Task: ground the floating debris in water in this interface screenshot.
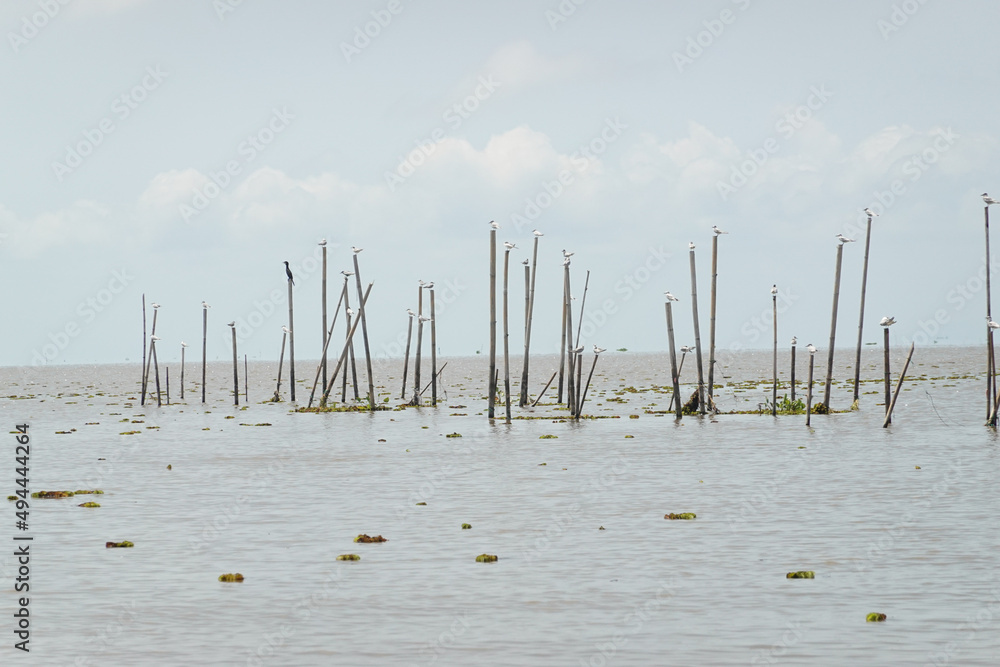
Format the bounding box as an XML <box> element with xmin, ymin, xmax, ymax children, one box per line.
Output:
<box><xmin>461</xmin><ymin>523</ymin><xmax>472</xmax><ymax>529</ymax></box>
<box><xmin>74</xmin><ymin>490</ymin><xmax>103</xmax><ymax>495</ymax></box>
<box><xmin>218</xmin><ymin>573</ymin><xmax>244</xmax><ymax>582</ymax></box>
<box><xmin>167</xmin><ymin>464</ymin><xmax>172</xmax><ymax>470</ymax></box>
<box><xmin>915</xmin><ymin>466</ymin><xmax>921</xmax><ymax>469</ymax></box>
<box><xmin>475</xmin><ymin>554</ymin><xmax>498</xmax><ymax>563</ymax></box>
<box><xmin>866</xmin><ymin>612</ymin><xmax>887</xmax><ymax>622</ymax></box>
<box><xmin>539</xmin><ymin>435</ymin><xmax>558</xmax><ymax>439</ymax></box>
<box><xmin>106</xmin><ymin>541</ymin><xmax>134</xmax><ymax>548</ymax></box>
<box><xmin>337</xmin><ymin>554</ymin><xmax>361</xmax><ymax>561</ymax></box>
<box><xmin>32</xmin><ymin>491</ymin><xmax>74</xmax><ymax>498</ymax></box>
<box><xmin>354</xmin><ymin>534</ymin><xmax>387</xmax><ymax>543</ymax></box>
<box><xmin>416</xmin><ymin>502</ymin><xmax>426</xmax><ymax>506</ymax></box>
<box><xmin>664</xmin><ymin>513</ymin><xmax>696</xmax><ymax>520</ymax></box>
<box><xmin>445</xmin><ymin>432</ymin><xmax>462</xmax><ymax>438</ymax></box>
<box><xmin>7</xmin><ymin>496</ymin><xmax>17</xmax><ymax>501</ymax></box>
<box><xmin>78</xmin><ymin>502</ymin><xmax>100</xmax><ymax>508</ymax></box>
<box><xmin>598</xmin><ymin>526</ymin><xmax>605</xmax><ymax>530</ymax></box>
<box><xmin>786</xmin><ymin>571</ymin><xmax>814</xmax><ymax>579</ymax></box>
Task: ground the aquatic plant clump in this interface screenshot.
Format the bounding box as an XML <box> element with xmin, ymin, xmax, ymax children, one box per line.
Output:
<box><xmin>74</xmin><ymin>489</ymin><xmax>104</xmax><ymax>495</ymax></box>
<box><xmin>78</xmin><ymin>502</ymin><xmax>101</xmax><ymax>508</ymax></box>
<box><xmin>106</xmin><ymin>541</ymin><xmax>134</xmax><ymax>548</ymax></box>
<box><xmin>32</xmin><ymin>491</ymin><xmax>74</xmax><ymax>498</ymax></box>
<box><xmin>475</xmin><ymin>554</ymin><xmax>498</xmax><ymax>563</ymax></box>
<box><xmin>218</xmin><ymin>573</ymin><xmax>245</xmax><ymax>582</ymax></box>
<box><xmin>786</xmin><ymin>571</ymin><xmax>814</xmax><ymax>579</ymax></box>
<box><xmin>336</xmin><ymin>554</ymin><xmax>361</xmax><ymax>561</ymax></box>
<box><xmin>461</xmin><ymin>523</ymin><xmax>472</xmax><ymax>529</ymax></box>
<box><xmin>354</xmin><ymin>534</ymin><xmax>388</xmax><ymax>543</ymax></box>
<box><xmin>664</xmin><ymin>513</ymin><xmax>696</xmax><ymax>520</ymax></box>
<box><xmin>866</xmin><ymin>612</ymin><xmax>887</xmax><ymax>622</ymax></box>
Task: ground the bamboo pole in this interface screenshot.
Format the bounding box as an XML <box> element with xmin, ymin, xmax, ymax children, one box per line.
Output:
<box><xmin>558</xmin><ymin>263</ymin><xmax>567</xmax><ymax>404</ymax></box>
<box><xmin>141</xmin><ymin>307</ymin><xmax>159</xmax><ymax>405</ymax></box>
<box><xmin>166</xmin><ymin>367</ymin><xmax>169</xmax><ymax>405</ymax></box>
<box><xmin>575</xmin><ymin>351</ymin><xmax>584</xmax><ymax>418</ymax></box>
<box><xmin>230</xmin><ymin>325</ymin><xmax>239</xmax><ymax>406</ymax></box>
<box><xmin>987</xmin><ymin>205</ymin><xmax>995</xmax><ymax>421</ymax></box>
<box><xmin>578</xmin><ymin>353</ymin><xmax>599</xmax><ymax>418</ymax></box>
<box><xmin>532</xmin><ymin>370</ymin><xmax>558</xmax><ymax>407</ymax></box>
<box><xmin>201</xmin><ymin>304</ymin><xmax>208</xmax><ymax>403</ymax></box>
<box><xmin>322</xmin><ymin>243</ymin><xmax>328</xmax><ymax>395</ymax></box>
<box><xmin>823</xmin><ymin>242</ymin><xmax>846</xmax><ymax>408</ymax></box>
<box><xmin>667</xmin><ymin>350</ymin><xmax>688</xmax><ymax>413</ymax></box>
<box><xmin>430</xmin><ymin>288</ymin><xmax>438</xmax><ymax>407</ymax></box>
<box><xmin>488</xmin><ymin>229</ymin><xmax>497</xmax><ymax>419</ymax></box>
<box><xmin>564</xmin><ymin>263</ymin><xmax>576</xmax><ymax>413</ymax></box>
<box><xmin>990</xmin><ymin>336</ymin><xmax>997</xmax><ymax>427</ymax></box>
<box><xmin>882</xmin><ymin>342</ymin><xmax>915</xmax><ymax>428</ymax></box>
<box><xmin>772</xmin><ymin>290</ymin><xmax>778</xmax><ymax>416</ymax></box>
<box><xmin>412</xmin><ymin>284</ymin><xmax>424</xmax><ymax>406</ymax></box>
<box><xmin>689</xmin><ymin>246</ymin><xmax>706</xmax><ymax>415</ymax></box>
<box><xmin>244</xmin><ymin>354</ymin><xmax>248</xmax><ymax>403</ymax></box>
<box><xmin>401</xmin><ymin>312</ymin><xmax>414</xmax><ymax>400</ymax></box>
<box><xmin>321</xmin><ymin>284</ymin><xmax>373</xmax><ymax>405</ymax></box>
<box><xmin>665</xmin><ymin>301</ymin><xmax>682</xmax><ymax>420</ymax></box>
<box><xmin>521</xmin><ymin>235</ymin><xmax>540</xmax><ymax>407</ymax></box>
<box><xmin>287</xmin><ymin>277</ymin><xmax>295</xmax><ymax>402</ymax></box>
<box><xmin>503</xmin><ymin>248</ymin><xmax>511</xmax><ymax>424</ymax></box>
<box><xmin>708</xmin><ymin>233</ymin><xmax>719</xmax><ymax>410</ymax></box>
<box><xmin>883</xmin><ymin>327</ymin><xmax>891</xmax><ymax>423</ymax></box>
<box><xmin>853</xmin><ymin>214</ymin><xmax>874</xmax><ymax>406</ymax></box>
<box><xmin>180</xmin><ymin>343</ymin><xmax>185</xmax><ymax>401</ymax></box>
<box><xmin>574</xmin><ymin>270</ymin><xmax>591</xmax><ymax>348</ymax></box>
<box><xmin>420</xmin><ymin>362</ymin><xmax>448</xmax><ymax>396</ymax></box>
<box><xmin>806</xmin><ymin>351</ymin><xmax>815</xmax><ymax>427</ymax></box>
<box><xmin>151</xmin><ymin>339</ymin><xmax>161</xmax><ymax>407</ymax></box>
<box><xmin>274</xmin><ymin>331</ymin><xmax>287</xmax><ymax>402</ymax></box>
<box><xmin>341</xmin><ymin>282</ymin><xmax>351</xmax><ymax>402</ymax></box>
<box><xmin>790</xmin><ymin>340</ymin><xmax>796</xmax><ymax>402</ymax></box>
<box><xmin>520</xmin><ymin>258</ymin><xmax>531</xmax><ymax>407</ymax></box>
<box><xmin>141</xmin><ymin>294</ymin><xmax>147</xmax><ymax>400</ymax></box>
<box><xmin>352</xmin><ymin>252</ymin><xmax>376</xmax><ymax>411</ymax></box>
<box><xmin>307</xmin><ymin>285</ymin><xmax>347</xmax><ymax>407</ymax></box>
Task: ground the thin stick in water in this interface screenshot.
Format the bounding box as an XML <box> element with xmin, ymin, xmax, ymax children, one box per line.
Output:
<box><xmin>882</xmin><ymin>342</ymin><xmax>915</xmax><ymax>428</ymax></box>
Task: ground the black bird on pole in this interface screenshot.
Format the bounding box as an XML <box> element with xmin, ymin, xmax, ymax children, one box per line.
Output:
<box><xmin>284</xmin><ymin>261</ymin><xmax>295</xmax><ymax>286</ymax></box>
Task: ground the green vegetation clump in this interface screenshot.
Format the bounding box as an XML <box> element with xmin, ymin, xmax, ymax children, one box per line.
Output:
<box><xmin>539</xmin><ymin>434</ymin><xmax>558</xmax><ymax>439</ymax></box>
<box><xmin>354</xmin><ymin>534</ymin><xmax>387</xmax><ymax>543</ymax></box>
<box><xmin>786</xmin><ymin>571</ymin><xmax>814</xmax><ymax>579</ymax></box>
<box><xmin>866</xmin><ymin>612</ymin><xmax>887</xmax><ymax>622</ymax></box>
<box><xmin>78</xmin><ymin>502</ymin><xmax>100</xmax><ymax>508</ymax></box>
<box><xmin>32</xmin><ymin>491</ymin><xmax>74</xmax><ymax>498</ymax></box>
<box><xmin>810</xmin><ymin>403</ymin><xmax>830</xmax><ymax>415</ymax></box>
<box><xmin>461</xmin><ymin>523</ymin><xmax>472</xmax><ymax>529</ymax></box>
<box><xmin>106</xmin><ymin>541</ymin><xmax>134</xmax><ymax>548</ymax></box>
<box><xmin>664</xmin><ymin>513</ymin><xmax>696</xmax><ymax>520</ymax></box>
<box><xmin>475</xmin><ymin>554</ymin><xmax>498</xmax><ymax>563</ymax></box>
<box><xmin>74</xmin><ymin>489</ymin><xmax>104</xmax><ymax>495</ymax></box>
<box><xmin>445</xmin><ymin>432</ymin><xmax>462</xmax><ymax>438</ymax></box>
<box><xmin>336</xmin><ymin>554</ymin><xmax>361</xmax><ymax>561</ymax></box>
<box><xmin>218</xmin><ymin>573</ymin><xmax>244</xmax><ymax>582</ymax></box>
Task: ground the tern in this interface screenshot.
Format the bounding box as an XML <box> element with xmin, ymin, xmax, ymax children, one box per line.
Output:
<box><xmin>864</xmin><ymin>207</ymin><xmax>878</xmax><ymax>218</ymax></box>
<box><xmin>680</xmin><ymin>345</ymin><xmax>693</xmax><ymax>353</ymax></box>
<box><xmin>533</xmin><ymin>229</ymin><xmax>543</xmax><ymax>237</ymax></box>
<box><xmin>983</xmin><ymin>193</ymin><xmax>1000</xmax><ymax>205</ymax></box>
<box><xmin>573</xmin><ymin>344</ymin><xmax>584</xmax><ymax>354</ymax></box>
<box><xmin>490</xmin><ymin>220</ymin><xmax>500</xmax><ymax>230</ymax></box>
<box><xmin>227</xmin><ymin>321</ymin><xmax>235</xmax><ymax>327</ymax></box>
<box><xmin>423</xmin><ymin>281</ymin><xmax>434</xmax><ymax>289</ymax></box>
<box><xmin>419</xmin><ymin>315</ymin><xmax>431</xmax><ymax>322</ymax></box>
<box><xmin>318</xmin><ymin>238</ymin><xmax>327</xmax><ymax>246</ymax></box>
<box><xmin>563</xmin><ymin>249</ymin><xmax>574</xmax><ymax>258</ymax></box>
<box><xmin>282</xmin><ymin>326</ymin><xmax>292</xmax><ymax>334</ymax></box>
<box><xmin>771</xmin><ymin>284</ymin><xmax>778</xmax><ymax>296</ymax></box>
<box><xmin>665</xmin><ymin>291</ymin><xmax>679</xmax><ymax>302</ymax></box>
<box><xmin>201</xmin><ymin>301</ymin><xmax>211</xmax><ymax>309</ymax></box>
<box><xmin>712</xmin><ymin>225</ymin><xmax>728</xmax><ymax>235</ymax></box>
<box><xmin>352</xmin><ymin>246</ymin><xmax>363</xmax><ymax>254</ymax></box>
<box><xmin>342</xmin><ymin>270</ymin><xmax>354</xmax><ymax>277</ymax></box>
<box><xmin>836</xmin><ymin>234</ymin><xmax>855</xmax><ymax>244</ymax></box>
<box><xmin>504</xmin><ymin>241</ymin><xmax>517</xmax><ymax>250</ymax></box>
<box><xmin>522</xmin><ymin>259</ymin><xmax>529</xmax><ymax>265</ymax></box>
<box><xmin>791</xmin><ymin>336</ymin><xmax>797</xmax><ymax>345</ymax></box>
<box><xmin>988</xmin><ymin>317</ymin><xmax>1000</xmax><ymax>330</ymax></box>
<box><xmin>180</xmin><ymin>341</ymin><xmax>187</xmax><ymax>348</ymax></box>
<box><xmin>150</xmin><ymin>335</ymin><xmax>161</xmax><ymax>341</ymax></box>
<box><xmin>806</xmin><ymin>344</ymin><xmax>817</xmax><ymax>355</ymax></box>
<box><xmin>151</xmin><ymin>302</ymin><xmax>160</xmax><ymax>309</ymax></box>
<box><xmin>689</xmin><ymin>242</ymin><xmax>695</xmax><ymax>250</ymax></box>
<box><xmin>880</xmin><ymin>316</ymin><xmax>896</xmax><ymax>327</ymax></box>
<box><xmin>284</xmin><ymin>261</ymin><xmax>295</xmax><ymax>285</ymax></box>
<box><xmin>593</xmin><ymin>345</ymin><xmax>606</xmax><ymax>354</ymax></box>
<box><xmin>407</xmin><ymin>309</ymin><xmax>416</xmax><ymax>317</ymax></box>
<box><xmin>346</xmin><ymin>308</ymin><xmax>355</xmax><ymax>318</ymax></box>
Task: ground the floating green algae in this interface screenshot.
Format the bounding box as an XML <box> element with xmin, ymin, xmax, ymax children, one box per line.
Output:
<box><xmin>475</xmin><ymin>554</ymin><xmax>498</xmax><ymax>563</ymax></box>
<box><xmin>218</xmin><ymin>573</ymin><xmax>244</xmax><ymax>582</ymax></box>
<box><xmin>786</xmin><ymin>571</ymin><xmax>814</xmax><ymax>579</ymax></box>
<box><xmin>336</xmin><ymin>554</ymin><xmax>361</xmax><ymax>561</ymax></box>
<box><xmin>664</xmin><ymin>513</ymin><xmax>696</xmax><ymax>520</ymax></box>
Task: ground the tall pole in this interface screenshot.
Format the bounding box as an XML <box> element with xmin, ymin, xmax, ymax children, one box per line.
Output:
<box><xmin>488</xmin><ymin>229</ymin><xmax>497</xmax><ymax>419</ymax></box>
<box><xmin>141</xmin><ymin>308</ymin><xmax>159</xmax><ymax>405</ymax></box>
<box><xmin>412</xmin><ymin>284</ymin><xmax>423</xmax><ymax>406</ymax></box>
<box><xmin>883</xmin><ymin>343</ymin><xmax>915</xmax><ymax>428</ymax></box>
<box><xmin>180</xmin><ymin>344</ymin><xmax>185</xmax><ymax>401</ymax></box>
<box><xmin>352</xmin><ymin>253</ymin><xmax>376</xmax><ymax>411</ymax></box>
<box><xmin>883</xmin><ymin>326</ymin><xmax>891</xmax><ymax>423</ymax></box>
<box><xmin>230</xmin><ymin>325</ymin><xmax>239</xmax><ymax>406</ymax></box>
<box><xmin>574</xmin><ymin>270</ymin><xmax>591</xmax><ymax>349</ymax></box>
<box><xmin>823</xmin><ymin>242</ymin><xmax>846</xmax><ymax>408</ymax></box>
<box><xmin>853</xmin><ymin>214</ymin><xmax>874</xmax><ymax>406</ymax></box>
<box><xmin>806</xmin><ymin>351</ymin><xmax>815</xmax><ymax>427</ymax></box>
<box><xmin>401</xmin><ymin>313</ymin><xmax>414</xmax><ymax>400</ymax></box>
<box><xmin>557</xmin><ymin>270</ymin><xmax>567</xmax><ymax>404</ymax></box>
<box><xmin>141</xmin><ymin>294</ymin><xmax>147</xmax><ymax>400</ymax></box>
<box><xmin>343</xmin><ymin>281</ymin><xmax>359</xmax><ymax>402</ymax></box>
<box><xmin>274</xmin><ymin>331</ymin><xmax>287</xmax><ymax>402</ymax></box>
<box><xmin>503</xmin><ymin>249</ymin><xmax>512</xmax><ymax>424</ymax></box>
<box><xmin>665</xmin><ymin>301</ymin><xmax>682</xmax><ymax>420</ymax></box>
<box><xmin>151</xmin><ymin>340</ymin><xmax>162</xmax><ymax>407</ymax></box>
<box><xmin>689</xmin><ymin>246</ymin><xmax>706</xmax><ymax>415</ymax></box>
<box><xmin>321</xmin><ymin>244</ymin><xmax>328</xmax><ymax>396</ymax></box>
<box><xmin>772</xmin><ymin>290</ymin><xmax>778</xmax><ymax>416</ymax></box>
<box><xmin>321</xmin><ymin>284</ymin><xmax>373</xmax><ymax>405</ymax></box>
<box><xmin>708</xmin><ymin>233</ymin><xmax>719</xmax><ymax>410</ymax></box>
<box><xmin>520</xmin><ymin>257</ymin><xmax>531</xmax><ymax>407</ymax></box>
<box><xmin>244</xmin><ymin>354</ymin><xmax>248</xmax><ymax>403</ymax></box>
<box><xmin>201</xmin><ymin>305</ymin><xmax>207</xmax><ymax>403</ymax></box>
<box><xmin>430</xmin><ymin>288</ymin><xmax>438</xmax><ymax>407</ymax></box>
<box><xmin>520</xmin><ymin>235</ymin><xmax>540</xmax><ymax>407</ymax></box>
<box><xmin>564</xmin><ymin>263</ymin><xmax>576</xmax><ymax>414</ymax></box>
<box><xmin>287</xmin><ymin>278</ymin><xmax>295</xmax><ymax>402</ymax></box>
<box><xmin>987</xmin><ymin>205</ymin><xmax>994</xmax><ymax>420</ymax></box>
<box><xmin>790</xmin><ymin>340</ymin><xmax>796</xmax><ymax>402</ymax></box>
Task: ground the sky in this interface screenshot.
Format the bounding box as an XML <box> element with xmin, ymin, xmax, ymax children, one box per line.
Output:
<box><xmin>2</xmin><ymin>0</ymin><xmax>1000</xmax><ymax>369</ymax></box>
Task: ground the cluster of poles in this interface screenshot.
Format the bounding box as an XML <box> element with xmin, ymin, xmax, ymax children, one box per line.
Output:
<box><xmin>138</xmin><ymin>240</ymin><xmax>443</xmax><ymax>410</ymax></box>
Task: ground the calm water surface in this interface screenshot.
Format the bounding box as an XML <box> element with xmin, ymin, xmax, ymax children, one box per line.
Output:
<box><xmin>1</xmin><ymin>348</ymin><xmax>998</xmax><ymax>666</ymax></box>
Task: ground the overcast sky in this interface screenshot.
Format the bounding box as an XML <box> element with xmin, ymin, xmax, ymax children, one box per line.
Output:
<box><xmin>2</xmin><ymin>0</ymin><xmax>999</xmax><ymax>368</ymax></box>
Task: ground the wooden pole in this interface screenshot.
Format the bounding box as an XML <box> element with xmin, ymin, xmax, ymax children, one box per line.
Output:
<box><xmin>166</xmin><ymin>367</ymin><xmax>169</xmax><ymax>405</ymax></box>
<box><xmin>666</xmin><ymin>302</ymin><xmax>682</xmax><ymax>420</ymax></box>
<box><xmin>708</xmin><ymin>234</ymin><xmax>719</xmax><ymax>410</ymax></box>
<box><xmin>882</xmin><ymin>342</ymin><xmax>915</xmax><ymax>428</ymax></box>
<box><xmin>307</xmin><ymin>285</ymin><xmax>346</xmax><ymax>407</ymax></box>
<box><xmin>230</xmin><ymin>326</ymin><xmax>239</xmax><ymax>406</ymax></box>
<box><xmin>488</xmin><ymin>230</ymin><xmax>497</xmax><ymax>419</ymax></box>
<box><xmin>558</xmin><ymin>264</ymin><xmax>567</xmax><ymax>405</ymax></box>
<box><xmin>420</xmin><ymin>362</ymin><xmax>448</xmax><ymax>396</ymax></box>
<box><xmin>352</xmin><ymin>253</ymin><xmax>376</xmax><ymax>411</ymax></box>
<box><xmin>853</xmin><ymin>215</ymin><xmax>874</xmax><ymax>406</ymax></box>
<box><xmin>772</xmin><ymin>293</ymin><xmax>778</xmax><ymax>416</ymax></box>
<box><xmin>790</xmin><ymin>341</ymin><xmax>796</xmax><ymax>402</ymax></box>
<box><xmin>578</xmin><ymin>354</ymin><xmax>599</xmax><ymax>418</ymax></box>
<box><xmin>151</xmin><ymin>340</ymin><xmax>161</xmax><ymax>407</ymax></box>
<box><xmin>141</xmin><ymin>294</ymin><xmax>147</xmax><ymax>401</ymax></box>
<box><xmin>322</xmin><ymin>244</ymin><xmax>328</xmax><ymax>396</ymax></box>
<box><xmin>806</xmin><ymin>352</ymin><xmax>815</xmax><ymax>427</ymax></box>
<box><xmin>575</xmin><ymin>351</ymin><xmax>584</xmax><ymax>418</ymax></box>
<box><xmin>521</xmin><ymin>236</ymin><xmax>540</xmax><ymax>407</ymax></box>
<box><xmin>287</xmin><ymin>278</ymin><xmax>295</xmax><ymax>402</ymax></box>
<box><xmin>883</xmin><ymin>327</ymin><xmax>891</xmax><ymax>422</ymax></box>
<box><xmin>430</xmin><ymin>288</ymin><xmax>438</xmax><ymax>407</ymax></box>
<box><xmin>689</xmin><ymin>247</ymin><xmax>706</xmax><ymax>415</ymax></box>
<box><xmin>990</xmin><ymin>336</ymin><xmax>998</xmax><ymax>427</ymax></box>
<box><xmin>667</xmin><ymin>351</ymin><xmax>688</xmax><ymax>412</ymax></box>
<box><xmin>987</xmin><ymin>206</ymin><xmax>995</xmax><ymax>421</ymax></box>
<box><xmin>201</xmin><ymin>305</ymin><xmax>207</xmax><ymax>404</ymax></box>
<box><xmin>520</xmin><ymin>258</ymin><xmax>531</xmax><ymax>407</ymax></box>
<box><xmin>180</xmin><ymin>344</ymin><xmax>185</xmax><ymax>401</ymax></box>
<box><xmin>141</xmin><ymin>308</ymin><xmax>158</xmax><ymax>405</ymax></box>
<box><xmin>412</xmin><ymin>285</ymin><xmax>424</xmax><ymax>406</ymax></box>
<box><xmin>564</xmin><ymin>264</ymin><xmax>576</xmax><ymax>414</ymax></box>
<box><xmin>503</xmin><ymin>248</ymin><xmax>512</xmax><ymax>424</ymax></box>
<box><xmin>401</xmin><ymin>313</ymin><xmax>414</xmax><ymax>400</ymax></box>
<box><xmin>274</xmin><ymin>331</ymin><xmax>287</xmax><ymax>402</ymax></box>
<box><xmin>340</xmin><ymin>282</ymin><xmax>351</xmax><ymax>402</ymax></box>
<box><xmin>823</xmin><ymin>242</ymin><xmax>846</xmax><ymax>408</ymax></box>
<box><xmin>532</xmin><ymin>370</ymin><xmax>558</xmax><ymax>407</ymax></box>
<box><xmin>321</xmin><ymin>284</ymin><xmax>373</xmax><ymax>405</ymax></box>
<box><xmin>244</xmin><ymin>354</ymin><xmax>248</xmax><ymax>403</ymax></box>
<box><xmin>574</xmin><ymin>270</ymin><xmax>591</xmax><ymax>349</ymax></box>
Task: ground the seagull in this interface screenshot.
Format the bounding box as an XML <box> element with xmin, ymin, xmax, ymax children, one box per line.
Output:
<box><xmin>151</xmin><ymin>302</ymin><xmax>160</xmax><ymax>309</ymax></box>
<box><xmin>227</xmin><ymin>321</ymin><xmax>235</xmax><ymax>327</ymax></box>
<box><xmin>771</xmin><ymin>284</ymin><xmax>778</xmax><ymax>296</ymax></box>
<box><xmin>352</xmin><ymin>246</ymin><xmax>363</xmax><ymax>254</ymax></box>
<box><xmin>806</xmin><ymin>343</ymin><xmax>817</xmax><ymax>354</ymax></box>
<box><xmin>201</xmin><ymin>301</ymin><xmax>211</xmax><ymax>309</ymax></box>
<box><xmin>680</xmin><ymin>345</ymin><xmax>693</xmax><ymax>354</ymax></box>
<box><xmin>573</xmin><ymin>344</ymin><xmax>584</xmax><ymax>354</ymax></box>
<box><xmin>880</xmin><ymin>316</ymin><xmax>896</xmax><ymax>327</ymax></box>
<box><xmin>282</xmin><ymin>326</ymin><xmax>292</xmax><ymax>334</ymax></box>
<box><xmin>864</xmin><ymin>208</ymin><xmax>878</xmax><ymax>218</ymax></box>
<box><xmin>665</xmin><ymin>291</ymin><xmax>679</xmax><ymax>302</ymax></box>
<box><xmin>318</xmin><ymin>238</ymin><xmax>327</xmax><ymax>246</ymax></box>
<box><xmin>533</xmin><ymin>229</ymin><xmax>543</xmax><ymax>237</ymax></box>
<box><xmin>284</xmin><ymin>260</ymin><xmax>295</xmax><ymax>285</ymax></box>
<box><xmin>988</xmin><ymin>317</ymin><xmax>1000</xmax><ymax>330</ymax></box>
<box><xmin>563</xmin><ymin>249</ymin><xmax>574</xmax><ymax>258</ymax></box>
<box><xmin>407</xmin><ymin>309</ymin><xmax>416</xmax><ymax>317</ymax></box>
<box><xmin>983</xmin><ymin>193</ymin><xmax>1000</xmax><ymax>205</ymax></box>
<box><xmin>180</xmin><ymin>341</ymin><xmax>187</xmax><ymax>348</ymax></box>
<box><xmin>836</xmin><ymin>234</ymin><xmax>855</xmax><ymax>244</ymax></box>
<box><xmin>712</xmin><ymin>225</ymin><xmax>728</xmax><ymax>235</ymax></box>
<box><xmin>150</xmin><ymin>335</ymin><xmax>161</xmax><ymax>341</ymax></box>
<box><xmin>504</xmin><ymin>241</ymin><xmax>517</xmax><ymax>250</ymax></box>
<box><xmin>593</xmin><ymin>345</ymin><xmax>606</xmax><ymax>354</ymax></box>
<box><xmin>522</xmin><ymin>259</ymin><xmax>529</xmax><ymax>265</ymax></box>
<box><xmin>423</xmin><ymin>281</ymin><xmax>434</xmax><ymax>289</ymax></box>
<box><xmin>419</xmin><ymin>315</ymin><xmax>431</xmax><ymax>322</ymax></box>
<box><xmin>490</xmin><ymin>220</ymin><xmax>500</xmax><ymax>230</ymax></box>
<box><xmin>346</xmin><ymin>308</ymin><xmax>355</xmax><ymax>318</ymax></box>
<box><xmin>341</xmin><ymin>270</ymin><xmax>354</xmax><ymax>278</ymax></box>
<box><xmin>791</xmin><ymin>336</ymin><xmax>797</xmax><ymax>345</ymax></box>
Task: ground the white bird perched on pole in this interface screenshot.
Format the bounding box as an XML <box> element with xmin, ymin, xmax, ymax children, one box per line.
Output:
<box><xmin>688</xmin><ymin>241</ymin><xmax>695</xmax><ymax>250</ymax></box>
<box><xmin>504</xmin><ymin>241</ymin><xmax>517</xmax><ymax>250</ymax></box>
<box><xmin>563</xmin><ymin>249</ymin><xmax>574</xmax><ymax>258</ymax></box>
<box><xmin>836</xmin><ymin>234</ymin><xmax>855</xmax><ymax>244</ymax></box>
<box><xmin>181</xmin><ymin>341</ymin><xmax>187</xmax><ymax>348</ymax></box>
<box><xmin>352</xmin><ymin>246</ymin><xmax>363</xmax><ymax>254</ymax></box>
<box><xmin>988</xmin><ymin>317</ymin><xmax>1000</xmax><ymax>330</ymax></box>
<box><xmin>346</xmin><ymin>308</ymin><xmax>355</xmax><ymax>318</ymax></box>
<box><xmin>806</xmin><ymin>343</ymin><xmax>817</xmax><ymax>355</ymax></box>
<box><xmin>522</xmin><ymin>259</ymin><xmax>529</xmax><ymax>265</ymax></box>
<box><xmin>573</xmin><ymin>344</ymin><xmax>584</xmax><ymax>354</ymax></box>
<box><xmin>423</xmin><ymin>281</ymin><xmax>434</xmax><ymax>289</ymax></box>
<box><xmin>712</xmin><ymin>225</ymin><xmax>728</xmax><ymax>235</ymax></box>
<box><xmin>533</xmin><ymin>229</ymin><xmax>543</xmax><ymax>237</ymax></box>
<box><xmin>282</xmin><ymin>326</ymin><xmax>292</xmax><ymax>334</ymax></box>
<box><xmin>151</xmin><ymin>302</ymin><xmax>160</xmax><ymax>309</ymax></box>
<box><xmin>880</xmin><ymin>316</ymin><xmax>896</xmax><ymax>327</ymax></box>
<box><xmin>318</xmin><ymin>238</ymin><xmax>327</xmax><ymax>246</ymax></box>
<box><xmin>419</xmin><ymin>315</ymin><xmax>431</xmax><ymax>322</ymax></box>
<box><xmin>490</xmin><ymin>220</ymin><xmax>500</xmax><ymax>230</ymax></box>
<box><xmin>341</xmin><ymin>270</ymin><xmax>354</xmax><ymax>277</ymax></box>
<box><xmin>771</xmin><ymin>284</ymin><xmax>777</xmax><ymax>295</ymax></box>
<box><xmin>202</xmin><ymin>301</ymin><xmax>211</xmax><ymax>309</ymax></box>
<box><xmin>983</xmin><ymin>193</ymin><xmax>999</xmax><ymax>205</ymax></box>
<box><xmin>227</xmin><ymin>321</ymin><xmax>235</xmax><ymax>327</ymax></box>
<box><xmin>150</xmin><ymin>334</ymin><xmax>161</xmax><ymax>341</ymax></box>
<box><xmin>791</xmin><ymin>336</ymin><xmax>797</xmax><ymax>345</ymax></box>
<box><xmin>864</xmin><ymin>207</ymin><xmax>878</xmax><ymax>218</ymax></box>
<box><xmin>593</xmin><ymin>345</ymin><xmax>606</xmax><ymax>354</ymax></box>
<box><xmin>665</xmin><ymin>291</ymin><xmax>679</xmax><ymax>302</ymax></box>
<box><xmin>680</xmin><ymin>345</ymin><xmax>693</xmax><ymax>353</ymax></box>
<box><xmin>407</xmin><ymin>309</ymin><xmax>416</xmax><ymax>317</ymax></box>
